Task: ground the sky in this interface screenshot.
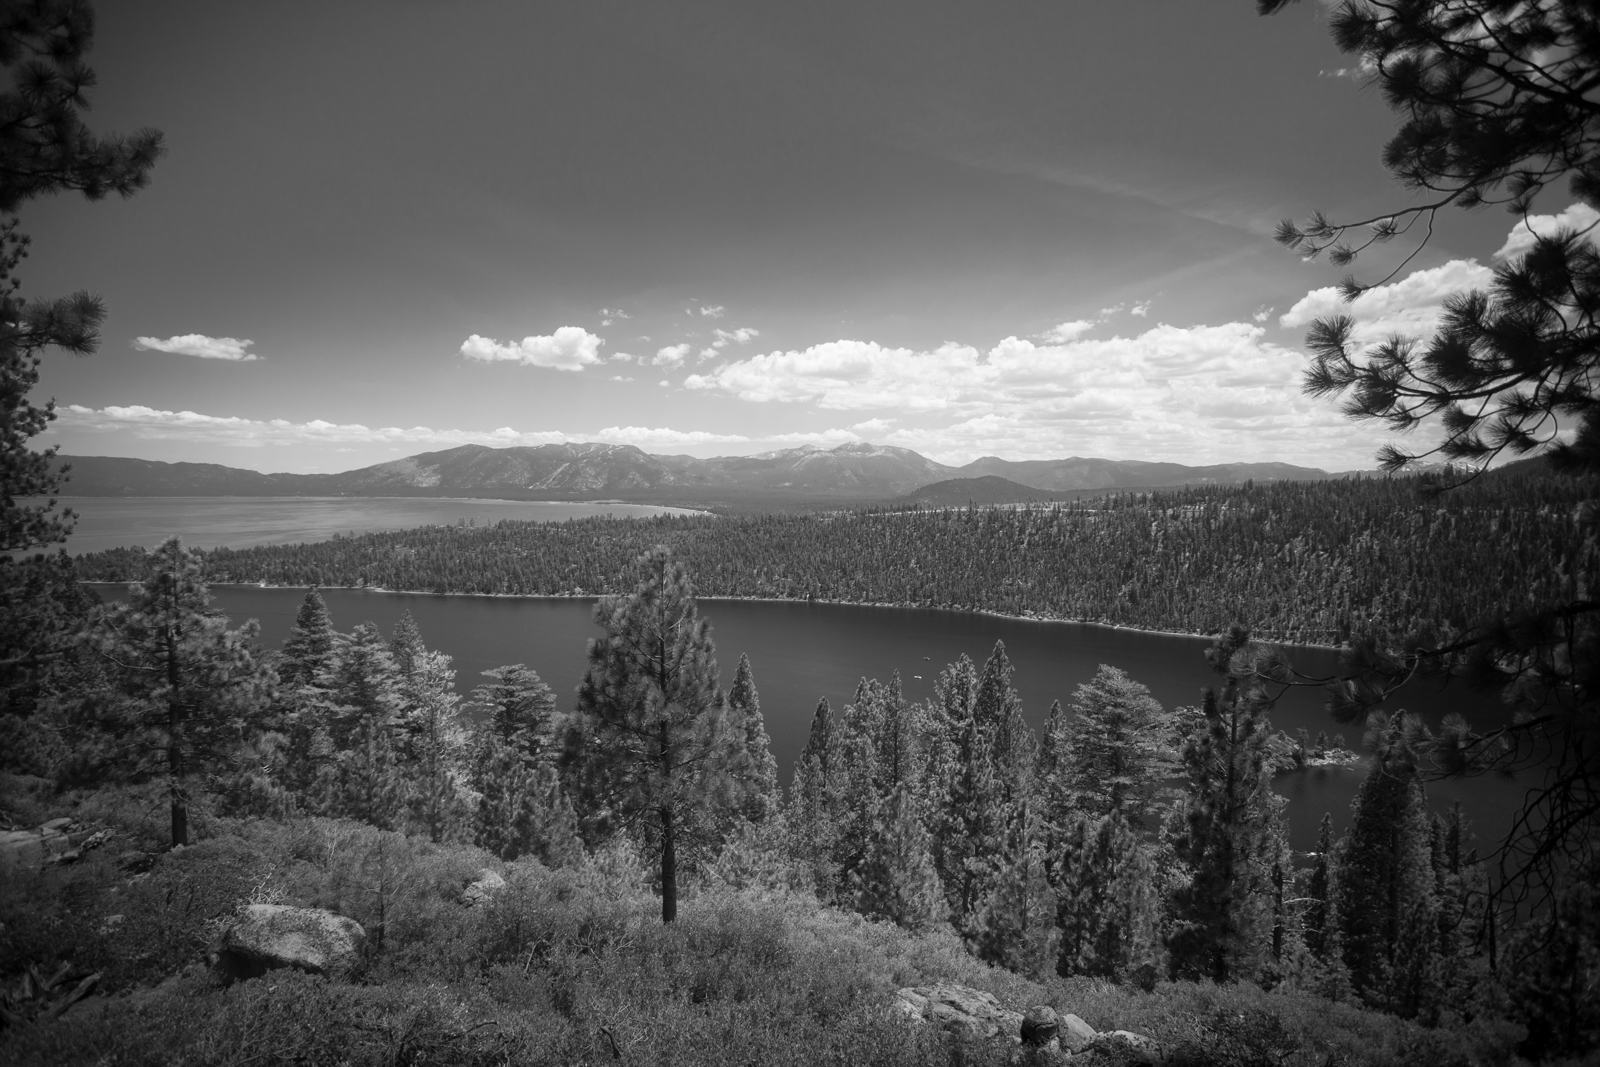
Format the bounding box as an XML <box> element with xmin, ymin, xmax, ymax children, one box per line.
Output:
<box><xmin>19</xmin><ymin>0</ymin><xmax>1590</xmax><ymax>473</ymax></box>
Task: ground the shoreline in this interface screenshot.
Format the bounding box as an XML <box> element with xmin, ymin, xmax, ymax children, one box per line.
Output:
<box><xmin>83</xmin><ymin>579</ymin><xmax>1346</xmax><ymax>651</ymax></box>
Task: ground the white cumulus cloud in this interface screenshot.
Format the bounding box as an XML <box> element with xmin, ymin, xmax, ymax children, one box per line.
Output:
<box><xmin>653</xmin><ymin>343</ymin><xmax>693</xmax><ymax>367</ymax></box>
<box><xmin>53</xmin><ymin>405</ymin><xmax>574</xmax><ymax>449</ymax></box>
<box><xmin>698</xmin><ymin>305</ymin><xmax>726</xmax><ymax>319</ymax></box>
<box><xmin>1279</xmin><ymin>259</ymin><xmax>1494</xmax><ymax>344</ymax></box>
<box><xmin>1494</xmin><ymin>202</ymin><xmax>1600</xmax><ymax>261</ymax></box>
<box><xmin>133</xmin><ymin>334</ymin><xmax>259</xmax><ymax>361</ymax></box>
<box><xmin>459</xmin><ymin>327</ymin><xmax>603</xmax><ymax>371</ymax></box>
<box><xmin>1041</xmin><ymin>320</ymin><xmax>1096</xmax><ymax>343</ymax></box>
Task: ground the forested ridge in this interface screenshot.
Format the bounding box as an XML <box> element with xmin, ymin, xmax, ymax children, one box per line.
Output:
<box><xmin>73</xmin><ymin>473</ymin><xmax>1596</xmax><ymax>646</ymax></box>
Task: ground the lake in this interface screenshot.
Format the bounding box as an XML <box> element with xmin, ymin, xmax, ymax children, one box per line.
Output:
<box><xmin>89</xmin><ymin>583</ymin><xmax>1526</xmax><ymax>854</ymax></box>
<box><xmin>43</xmin><ymin>496</ymin><xmax>707</xmax><ymax>555</ymax></box>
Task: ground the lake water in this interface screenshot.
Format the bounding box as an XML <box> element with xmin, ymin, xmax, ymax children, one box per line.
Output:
<box><xmin>42</xmin><ymin>496</ymin><xmax>707</xmax><ymax>555</ymax></box>
<box><xmin>89</xmin><ymin>583</ymin><xmax>1526</xmax><ymax>855</ymax></box>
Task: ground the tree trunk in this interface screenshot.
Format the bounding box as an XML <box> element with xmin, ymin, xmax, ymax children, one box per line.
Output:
<box><xmin>661</xmin><ymin>803</ymin><xmax>677</xmax><ymax>923</ymax></box>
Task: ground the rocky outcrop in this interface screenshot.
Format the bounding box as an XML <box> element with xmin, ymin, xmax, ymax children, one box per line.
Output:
<box><xmin>893</xmin><ymin>984</ymin><xmax>1161</xmax><ymax>1062</ymax></box>
<box><xmin>0</xmin><ymin>818</ymin><xmax>111</xmax><ymax>872</ymax></box>
<box><xmin>894</xmin><ymin>985</ymin><xmax>1023</xmax><ymax>1041</ymax></box>
<box><xmin>209</xmin><ymin>904</ymin><xmax>365</xmax><ymax>983</ymax></box>
<box><xmin>462</xmin><ymin>868</ymin><xmax>506</xmax><ymax>907</ymax></box>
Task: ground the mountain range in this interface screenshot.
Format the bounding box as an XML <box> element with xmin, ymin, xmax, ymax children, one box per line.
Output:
<box><xmin>48</xmin><ymin>442</ymin><xmax>1348</xmax><ymax>506</ymax></box>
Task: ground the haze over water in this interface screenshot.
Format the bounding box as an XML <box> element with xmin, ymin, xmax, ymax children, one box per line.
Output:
<box><xmin>47</xmin><ymin>496</ymin><xmax>705</xmax><ymax>554</ymax></box>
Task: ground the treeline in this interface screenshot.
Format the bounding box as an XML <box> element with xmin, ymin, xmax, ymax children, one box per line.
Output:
<box><xmin>17</xmin><ymin>540</ymin><xmax>1590</xmax><ymax>1059</ymax></box>
<box><xmin>73</xmin><ymin>473</ymin><xmax>1594</xmax><ymax>645</ymax></box>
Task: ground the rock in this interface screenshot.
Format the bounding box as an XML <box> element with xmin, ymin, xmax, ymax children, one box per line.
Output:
<box><xmin>893</xmin><ymin>984</ymin><xmax>1024</xmax><ymax>1042</ymax></box>
<box><xmin>0</xmin><ymin>821</ymin><xmax>77</xmax><ymax>872</ymax></box>
<box><xmin>1089</xmin><ymin>1030</ymin><xmax>1164</xmax><ymax>1064</ymax></box>
<box><xmin>209</xmin><ymin>904</ymin><xmax>365</xmax><ymax>983</ymax></box>
<box><xmin>1060</xmin><ymin>1013</ymin><xmax>1098</xmax><ymax>1052</ymax></box>
<box><xmin>97</xmin><ymin>914</ymin><xmax>124</xmax><ymax>936</ymax></box>
<box><xmin>1021</xmin><ymin>1006</ymin><xmax>1060</xmax><ymax>1047</ymax></box>
<box><xmin>462</xmin><ymin>868</ymin><xmax>507</xmax><ymax>907</ymax></box>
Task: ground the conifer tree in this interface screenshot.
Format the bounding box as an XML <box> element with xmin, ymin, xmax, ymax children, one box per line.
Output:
<box><xmin>1333</xmin><ymin>714</ymin><xmax>1442</xmax><ymax>1018</ymax></box>
<box><xmin>0</xmin><ymin>1</ymin><xmax>163</xmax><ymax>719</ymax></box>
<box><xmin>1053</xmin><ymin>811</ymin><xmax>1161</xmax><ymax>982</ymax></box>
<box><xmin>1304</xmin><ymin>812</ymin><xmax>1337</xmax><ymax>963</ymax></box>
<box><xmin>81</xmin><ymin>537</ymin><xmax>274</xmax><ymax>847</ymax></box>
<box><xmin>850</xmin><ymin>781</ymin><xmax>945</xmax><ymax>931</ymax></box>
<box><xmin>278</xmin><ymin>588</ymin><xmax>335</xmax><ymax>689</ymax></box>
<box><xmin>926</xmin><ymin>655</ymin><xmax>1005</xmax><ymax>936</ymax></box>
<box><xmin>974</xmin><ymin>642</ymin><xmax>1035</xmax><ymax>802</ymax></box>
<box><xmin>1063</xmin><ymin>664</ymin><xmax>1167</xmax><ymax>831</ymax></box>
<box><xmin>315</xmin><ymin>622</ymin><xmax>408</xmax><ymax>826</ymax></box>
<box><xmin>470</xmin><ymin>663</ymin><xmax>558</xmax><ymax>758</ymax></box>
<box><xmin>973</xmin><ymin>799</ymin><xmax>1058</xmax><ymax>976</ymax></box>
<box><xmin>1035</xmin><ymin>698</ymin><xmax>1073</xmax><ymax>879</ymax></box>
<box><xmin>831</xmin><ymin>699</ymin><xmax>882</xmax><ymax>892</ymax></box>
<box><xmin>727</xmin><ymin>653</ymin><xmax>779</xmax><ymax>823</ymax></box>
<box><xmin>471</xmin><ymin>733</ymin><xmax>582</xmax><ymax>865</ymax></box>
<box><xmin>1167</xmin><ymin>627</ymin><xmax>1283</xmax><ymax>983</ymax></box>
<box><xmin>566</xmin><ymin>546</ymin><xmax>743</xmax><ymax>922</ymax></box>
<box><xmin>786</xmin><ymin>697</ymin><xmax>843</xmax><ymax>896</ymax></box>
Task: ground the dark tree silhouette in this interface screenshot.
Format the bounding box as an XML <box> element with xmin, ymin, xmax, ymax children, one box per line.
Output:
<box><xmin>0</xmin><ymin>0</ymin><xmax>163</xmax><ymax>716</ymax></box>
<box><xmin>1263</xmin><ymin>0</ymin><xmax>1600</xmax><ymax>939</ymax></box>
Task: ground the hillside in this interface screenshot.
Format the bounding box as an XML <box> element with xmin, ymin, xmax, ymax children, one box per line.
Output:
<box><xmin>48</xmin><ymin>443</ymin><xmax>1345</xmax><ymax>505</ymax></box>
<box><xmin>895</xmin><ymin>475</ymin><xmax>1072</xmax><ymax>507</ymax></box>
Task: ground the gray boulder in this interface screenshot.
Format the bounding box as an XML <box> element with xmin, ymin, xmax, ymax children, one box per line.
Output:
<box><xmin>1060</xmin><ymin>1013</ymin><xmax>1098</xmax><ymax>1052</ymax></box>
<box><xmin>1021</xmin><ymin>1005</ymin><xmax>1060</xmax><ymax>1046</ymax></box>
<box><xmin>462</xmin><ymin>868</ymin><xmax>507</xmax><ymax>907</ymax></box>
<box><xmin>894</xmin><ymin>984</ymin><xmax>1024</xmax><ymax>1041</ymax></box>
<box><xmin>209</xmin><ymin>904</ymin><xmax>365</xmax><ymax>983</ymax></box>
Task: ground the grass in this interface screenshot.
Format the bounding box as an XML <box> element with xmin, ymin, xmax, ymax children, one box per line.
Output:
<box><xmin>0</xmin><ymin>781</ymin><xmax>1539</xmax><ymax>1067</ymax></box>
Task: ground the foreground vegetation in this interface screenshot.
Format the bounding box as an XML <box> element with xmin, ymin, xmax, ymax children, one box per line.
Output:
<box><xmin>0</xmin><ymin>776</ymin><xmax>1529</xmax><ymax>1067</ymax></box>
<box><xmin>71</xmin><ymin>471</ymin><xmax>1594</xmax><ymax>646</ymax></box>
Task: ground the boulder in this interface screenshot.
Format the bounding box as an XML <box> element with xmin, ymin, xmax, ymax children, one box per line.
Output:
<box><xmin>1089</xmin><ymin>1030</ymin><xmax>1165</xmax><ymax>1064</ymax></box>
<box><xmin>0</xmin><ymin>820</ymin><xmax>79</xmax><ymax>872</ymax></box>
<box><xmin>1060</xmin><ymin>1013</ymin><xmax>1098</xmax><ymax>1052</ymax></box>
<box><xmin>462</xmin><ymin>868</ymin><xmax>507</xmax><ymax>907</ymax></box>
<box><xmin>209</xmin><ymin>904</ymin><xmax>365</xmax><ymax>983</ymax></box>
<box><xmin>1021</xmin><ymin>1005</ymin><xmax>1060</xmax><ymax>1047</ymax></box>
<box><xmin>894</xmin><ymin>984</ymin><xmax>1024</xmax><ymax>1041</ymax></box>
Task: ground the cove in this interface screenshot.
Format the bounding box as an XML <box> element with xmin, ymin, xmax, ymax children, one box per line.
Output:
<box><xmin>89</xmin><ymin>584</ymin><xmax>1525</xmax><ymax>854</ymax></box>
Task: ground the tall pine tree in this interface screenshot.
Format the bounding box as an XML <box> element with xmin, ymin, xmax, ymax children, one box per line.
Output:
<box><xmin>727</xmin><ymin>653</ymin><xmax>778</xmax><ymax>824</ymax></box>
<box><xmin>80</xmin><ymin>537</ymin><xmax>274</xmax><ymax>847</ymax></box>
<box><xmin>1167</xmin><ymin>627</ymin><xmax>1284</xmax><ymax>983</ymax></box>
<box><xmin>565</xmin><ymin>547</ymin><xmax>744</xmax><ymax>922</ymax></box>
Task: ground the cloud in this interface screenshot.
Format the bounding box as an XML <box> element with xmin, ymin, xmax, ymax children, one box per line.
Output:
<box><xmin>1130</xmin><ymin>301</ymin><xmax>1151</xmax><ymax>317</ymax></box>
<box><xmin>51</xmin><ymin>406</ymin><xmax>865</xmax><ymax>456</ymax></box>
<box><xmin>681</xmin><ymin>323</ymin><xmax>1401</xmax><ymax>467</ymax></box>
<box><xmin>133</xmin><ymin>334</ymin><xmax>259</xmax><ymax>361</ymax></box>
<box><xmin>1252</xmin><ymin>307</ymin><xmax>1274</xmax><ymax>323</ymax></box>
<box><xmin>593</xmin><ymin>426</ymin><xmax>753</xmax><ymax>448</ymax></box>
<box><xmin>712</xmin><ymin>326</ymin><xmax>760</xmax><ymax>347</ymax></box>
<box><xmin>653</xmin><ymin>343</ymin><xmax>692</xmax><ymax>367</ymax></box>
<box><xmin>610</xmin><ymin>351</ymin><xmax>636</xmax><ymax>363</ymax></box>
<box><xmin>1494</xmin><ymin>202</ymin><xmax>1600</xmax><ymax>261</ymax></box>
<box><xmin>698</xmin><ymin>305</ymin><xmax>726</xmax><ymax>319</ymax></box>
<box><xmin>459</xmin><ymin>327</ymin><xmax>603</xmax><ymax>371</ymax></box>
<box><xmin>1041</xmin><ymin>320</ymin><xmax>1096</xmax><ymax>343</ymax></box>
<box><xmin>53</xmin><ymin>405</ymin><xmax>575</xmax><ymax>450</ymax></box>
<box><xmin>1279</xmin><ymin>258</ymin><xmax>1494</xmax><ymax>343</ymax></box>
